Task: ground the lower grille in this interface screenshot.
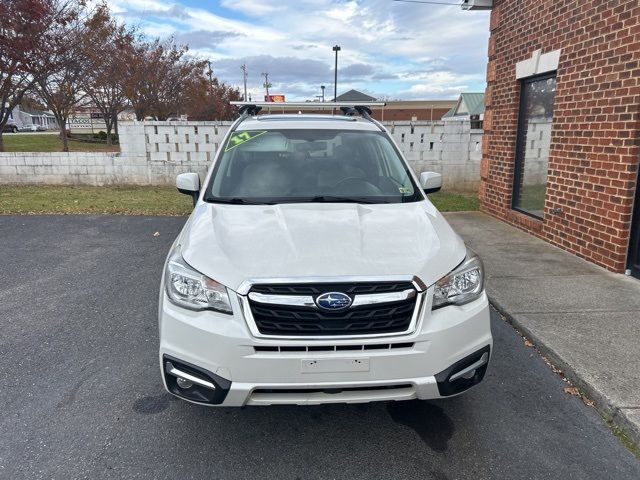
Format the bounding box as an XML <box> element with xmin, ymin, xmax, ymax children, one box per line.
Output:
<box><xmin>253</xmin><ymin>384</ymin><xmax>413</xmax><ymax>394</ymax></box>
<box><xmin>254</xmin><ymin>343</ymin><xmax>414</xmax><ymax>353</ymax></box>
<box><xmin>247</xmin><ymin>281</ymin><xmax>418</xmax><ymax>337</ymax></box>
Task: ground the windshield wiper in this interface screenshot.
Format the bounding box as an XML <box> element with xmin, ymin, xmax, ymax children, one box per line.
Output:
<box><xmin>307</xmin><ymin>196</ymin><xmax>382</xmax><ymax>204</ymax></box>
<box><xmin>207</xmin><ymin>197</ymin><xmax>274</xmax><ymax>205</ymax></box>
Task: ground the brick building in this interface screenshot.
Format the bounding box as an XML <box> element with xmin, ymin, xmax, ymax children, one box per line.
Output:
<box><xmin>372</xmin><ymin>100</ymin><xmax>458</xmax><ymax>121</ymax></box>
<box><xmin>333</xmin><ymin>89</ymin><xmax>456</xmax><ymax>121</ymax></box>
<box><xmin>465</xmin><ymin>0</ymin><xmax>640</xmax><ymax>278</ymax></box>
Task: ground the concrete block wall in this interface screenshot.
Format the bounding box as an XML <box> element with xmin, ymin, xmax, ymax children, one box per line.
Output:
<box><xmin>390</xmin><ymin>121</ymin><xmax>482</xmax><ymax>192</ymax></box>
<box><xmin>522</xmin><ymin>118</ymin><xmax>552</xmax><ymax>186</ymax></box>
<box><xmin>0</xmin><ymin>152</ymin><xmax>147</xmax><ymax>185</ymax></box>
<box><xmin>0</xmin><ymin>119</ymin><xmax>481</xmax><ymax>191</ymax></box>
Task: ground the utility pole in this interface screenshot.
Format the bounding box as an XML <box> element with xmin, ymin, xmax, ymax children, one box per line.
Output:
<box><xmin>332</xmin><ymin>45</ymin><xmax>341</xmax><ymax>101</ymax></box>
<box><xmin>206</xmin><ymin>61</ymin><xmax>215</xmax><ymax>120</ymax></box>
<box><xmin>321</xmin><ymin>85</ymin><xmax>326</xmax><ymax>102</ymax></box>
<box><xmin>261</xmin><ymin>72</ymin><xmax>272</xmax><ymax>100</ymax></box>
<box><xmin>206</xmin><ymin>61</ymin><xmax>214</xmax><ymax>93</ymax></box>
<box><xmin>240</xmin><ymin>64</ymin><xmax>248</xmax><ymax>101</ymax></box>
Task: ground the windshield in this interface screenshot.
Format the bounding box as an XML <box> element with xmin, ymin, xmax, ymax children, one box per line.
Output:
<box><xmin>204</xmin><ymin>129</ymin><xmax>423</xmax><ymax>205</ymax></box>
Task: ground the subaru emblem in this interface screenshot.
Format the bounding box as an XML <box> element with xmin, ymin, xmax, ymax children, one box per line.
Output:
<box><xmin>315</xmin><ymin>292</ymin><xmax>353</xmax><ymax>311</ymax></box>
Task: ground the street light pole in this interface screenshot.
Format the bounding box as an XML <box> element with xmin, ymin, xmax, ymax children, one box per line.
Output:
<box><xmin>321</xmin><ymin>85</ymin><xmax>325</xmax><ymax>102</ymax></box>
<box><xmin>332</xmin><ymin>45</ymin><xmax>341</xmax><ymax>101</ymax></box>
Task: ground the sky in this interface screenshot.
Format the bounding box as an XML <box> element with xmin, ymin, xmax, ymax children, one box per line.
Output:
<box><xmin>108</xmin><ymin>0</ymin><xmax>491</xmax><ymax>101</ymax></box>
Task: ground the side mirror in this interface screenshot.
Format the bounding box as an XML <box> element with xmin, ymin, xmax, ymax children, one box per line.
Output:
<box><xmin>420</xmin><ymin>171</ymin><xmax>442</xmax><ymax>194</ymax></box>
<box><xmin>176</xmin><ymin>172</ymin><xmax>200</xmax><ymax>206</ymax></box>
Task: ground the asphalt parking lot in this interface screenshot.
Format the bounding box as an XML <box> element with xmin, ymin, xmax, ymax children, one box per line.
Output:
<box><xmin>0</xmin><ymin>215</ymin><xmax>638</xmax><ymax>480</ymax></box>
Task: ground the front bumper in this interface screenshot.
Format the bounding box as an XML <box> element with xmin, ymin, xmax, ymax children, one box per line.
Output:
<box><xmin>158</xmin><ymin>287</ymin><xmax>492</xmax><ymax>406</ymax></box>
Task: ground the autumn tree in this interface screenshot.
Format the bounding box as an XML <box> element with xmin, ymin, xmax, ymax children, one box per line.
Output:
<box><xmin>81</xmin><ymin>3</ymin><xmax>134</xmax><ymax>144</ymax></box>
<box><xmin>122</xmin><ymin>39</ymin><xmax>208</xmax><ymax>121</ymax></box>
<box><xmin>0</xmin><ymin>0</ymin><xmax>51</xmax><ymax>151</ymax></box>
<box><xmin>31</xmin><ymin>0</ymin><xmax>93</xmax><ymax>151</ymax></box>
<box><xmin>182</xmin><ymin>63</ymin><xmax>242</xmax><ymax>121</ymax></box>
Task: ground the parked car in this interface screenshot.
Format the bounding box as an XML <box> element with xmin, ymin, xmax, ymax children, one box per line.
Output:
<box><xmin>2</xmin><ymin>120</ymin><xmax>19</xmax><ymax>133</ymax></box>
<box><xmin>159</xmin><ymin>103</ymin><xmax>492</xmax><ymax>407</ymax></box>
<box><xmin>18</xmin><ymin>124</ymin><xmax>47</xmax><ymax>132</ymax></box>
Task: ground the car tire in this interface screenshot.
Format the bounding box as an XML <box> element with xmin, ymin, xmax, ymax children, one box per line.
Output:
<box><xmin>12</xmin><ymin>127</ymin><xmax>18</xmax><ymax>133</ymax></box>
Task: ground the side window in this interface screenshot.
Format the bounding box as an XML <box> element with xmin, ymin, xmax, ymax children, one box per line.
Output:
<box><xmin>512</xmin><ymin>73</ymin><xmax>557</xmax><ymax>218</ymax></box>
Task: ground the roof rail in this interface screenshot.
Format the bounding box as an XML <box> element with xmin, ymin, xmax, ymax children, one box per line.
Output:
<box><xmin>231</xmin><ymin>101</ymin><xmax>386</xmax><ymax>128</ymax></box>
<box><xmin>230</xmin><ymin>101</ymin><xmax>386</xmax><ymax>109</ymax></box>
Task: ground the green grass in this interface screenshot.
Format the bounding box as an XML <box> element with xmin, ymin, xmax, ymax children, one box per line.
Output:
<box><xmin>429</xmin><ymin>191</ymin><xmax>479</xmax><ymax>212</ymax></box>
<box><xmin>0</xmin><ymin>185</ymin><xmax>192</xmax><ymax>215</ymax></box>
<box><xmin>0</xmin><ymin>185</ymin><xmax>479</xmax><ymax>216</ymax></box>
<box><xmin>1</xmin><ymin>134</ymin><xmax>119</xmax><ymax>152</ymax></box>
<box><xmin>606</xmin><ymin>419</ymin><xmax>640</xmax><ymax>460</ymax></box>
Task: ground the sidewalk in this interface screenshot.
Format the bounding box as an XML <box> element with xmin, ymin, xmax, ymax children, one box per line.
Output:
<box><xmin>444</xmin><ymin>211</ymin><xmax>640</xmax><ymax>445</ymax></box>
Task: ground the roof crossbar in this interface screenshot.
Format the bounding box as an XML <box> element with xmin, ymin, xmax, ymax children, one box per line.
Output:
<box><xmin>230</xmin><ymin>101</ymin><xmax>386</xmax><ymax>128</ymax></box>
<box><xmin>230</xmin><ymin>101</ymin><xmax>386</xmax><ymax>109</ymax></box>
<box><xmin>238</xmin><ymin>104</ymin><xmax>263</xmax><ymax>116</ymax></box>
<box><xmin>341</xmin><ymin>105</ymin><xmax>374</xmax><ymax>119</ymax></box>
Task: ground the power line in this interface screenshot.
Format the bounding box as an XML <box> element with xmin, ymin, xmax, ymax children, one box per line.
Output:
<box><xmin>392</xmin><ymin>0</ymin><xmax>462</xmax><ymax>5</ymax></box>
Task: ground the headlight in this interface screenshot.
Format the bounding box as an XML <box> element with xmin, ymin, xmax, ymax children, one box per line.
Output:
<box><xmin>432</xmin><ymin>248</ymin><xmax>484</xmax><ymax>309</ymax></box>
<box><xmin>165</xmin><ymin>246</ymin><xmax>233</xmax><ymax>314</ymax></box>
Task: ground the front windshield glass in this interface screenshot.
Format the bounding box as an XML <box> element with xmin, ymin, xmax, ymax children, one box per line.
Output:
<box><xmin>204</xmin><ymin>129</ymin><xmax>422</xmax><ymax>204</ymax></box>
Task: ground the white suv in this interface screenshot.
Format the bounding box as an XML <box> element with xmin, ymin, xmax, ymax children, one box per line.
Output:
<box><xmin>159</xmin><ymin>103</ymin><xmax>491</xmax><ymax>406</ymax></box>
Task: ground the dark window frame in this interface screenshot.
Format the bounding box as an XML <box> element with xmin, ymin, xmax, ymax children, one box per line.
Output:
<box><xmin>511</xmin><ymin>71</ymin><xmax>557</xmax><ymax>220</ymax></box>
<box><xmin>627</xmin><ymin>163</ymin><xmax>640</xmax><ymax>278</ymax></box>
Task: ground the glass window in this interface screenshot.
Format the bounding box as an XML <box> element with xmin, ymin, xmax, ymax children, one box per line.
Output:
<box><xmin>205</xmin><ymin>129</ymin><xmax>421</xmax><ymax>205</ymax></box>
<box><xmin>512</xmin><ymin>74</ymin><xmax>557</xmax><ymax>218</ymax></box>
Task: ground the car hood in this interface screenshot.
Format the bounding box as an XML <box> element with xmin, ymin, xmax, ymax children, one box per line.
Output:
<box><xmin>179</xmin><ymin>200</ymin><xmax>466</xmax><ymax>292</ymax></box>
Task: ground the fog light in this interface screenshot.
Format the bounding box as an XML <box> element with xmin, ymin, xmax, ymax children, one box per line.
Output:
<box><xmin>176</xmin><ymin>377</ymin><xmax>194</xmax><ymax>389</ymax></box>
<box><xmin>163</xmin><ymin>356</ymin><xmax>231</xmax><ymax>405</ymax></box>
<box><xmin>449</xmin><ymin>352</ymin><xmax>489</xmax><ymax>383</ymax></box>
<box><xmin>166</xmin><ymin>361</ymin><xmax>216</xmax><ymax>390</ymax></box>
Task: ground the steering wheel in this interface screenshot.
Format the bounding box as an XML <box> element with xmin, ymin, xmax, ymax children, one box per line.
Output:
<box><xmin>333</xmin><ymin>177</ymin><xmax>382</xmax><ymax>195</ymax></box>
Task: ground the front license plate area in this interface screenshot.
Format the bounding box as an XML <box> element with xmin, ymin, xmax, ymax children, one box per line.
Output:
<box><xmin>301</xmin><ymin>357</ymin><xmax>370</xmax><ymax>373</ymax></box>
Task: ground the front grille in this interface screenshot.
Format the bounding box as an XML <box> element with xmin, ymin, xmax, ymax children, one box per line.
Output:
<box><xmin>247</xmin><ymin>282</ymin><xmax>418</xmax><ymax>336</ymax></box>
<box><xmin>250</xmin><ymin>282</ymin><xmax>412</xmax><ymax>295</ymax></box>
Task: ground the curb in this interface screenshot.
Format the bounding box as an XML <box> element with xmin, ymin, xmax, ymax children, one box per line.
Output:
<box><xmin>489</xmin><ymin>297</ymin><xmax>640</xmax><ymax>449</ymax></box>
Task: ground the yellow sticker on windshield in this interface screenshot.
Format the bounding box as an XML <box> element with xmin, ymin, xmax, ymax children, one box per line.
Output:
<box><xmin>225</xmin><ymin>131</ymin><xmax>267</xmax><ymax>152</ymax></box>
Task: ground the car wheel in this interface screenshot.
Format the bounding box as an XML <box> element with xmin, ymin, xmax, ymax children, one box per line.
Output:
<box><xmin>12</xmin><ymin>127</ymin><xmax>18</xmax><ymax>133</ymax></box>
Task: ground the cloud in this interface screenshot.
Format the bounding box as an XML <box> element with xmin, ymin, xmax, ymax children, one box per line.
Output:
<box><xmin>214</xmin><ymin>55</ymin><xmax>332</xmax><ymax>84</ymax></box>
<box><xmin>174</xmin><ymin>30</ymin><xmax>244</xmax><ymax>49</ymax></box>
<box><xmin>110</xmin><ymin>0</ymin><xmax>490</xmax><ymax>100</ymax></box>
<box><xmin>340</xmin><ymin>63</ymin><xmax>375</xmax><ymax>78</ymax></box>
<box><xmin>219</xmin><ymin>0</ymin><xmax>285</xmax><ymax>16</ymax></box>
